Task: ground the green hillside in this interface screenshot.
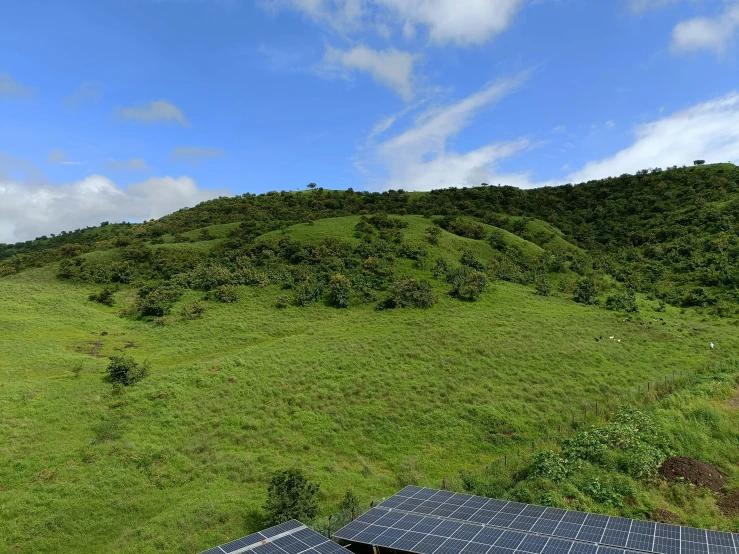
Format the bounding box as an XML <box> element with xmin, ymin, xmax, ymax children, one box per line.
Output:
<box><xmin>1</xmin><ymin>164</ymin><xmax>739</xmax><ymax>553</ymax></box>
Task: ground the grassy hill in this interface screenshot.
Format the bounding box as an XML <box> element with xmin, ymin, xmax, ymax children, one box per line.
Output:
<box><xmin>1</xmin><ymin>165</ymin><xmax>739</xmax><ymax>553</ymax></box>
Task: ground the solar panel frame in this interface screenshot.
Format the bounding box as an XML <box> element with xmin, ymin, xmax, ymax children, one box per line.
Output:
<box><xmin>200</xmin><ymin>520</ymin><xmax>346</xmax><ymax>554</ymax></box>
<box><xmin>333</xmin><ymin>487</ymin><xmax>739</xmax><ymax>554</ymax></box>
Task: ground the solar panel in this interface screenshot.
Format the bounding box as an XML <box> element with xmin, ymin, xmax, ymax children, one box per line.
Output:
<box><xmin>333</xmin><ymin>487</ymin><xmax>739</xmax><ymax>554</ymax></box>
<box><xmin>200</xmin><ymin>519</ymin><xmax>347</xmax><ymax>554</ymax></box>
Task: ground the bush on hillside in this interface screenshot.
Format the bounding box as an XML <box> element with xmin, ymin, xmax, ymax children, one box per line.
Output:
<box><xmin>439</xmin><ymin>217</ymin><xmax>487</xmax><ymax>240</ymax></box>
<box><xmin>210</xmin><ymin>284</ymin><xmax>239</xmax><ymax>303</ymax></box>
<box><xmin>180</xmin><ymin>301</ymin><xmax>205</xmax><ymax>320</ymax></box>
<box><xmin>447</xmin><ymin>266</ymin><xmax>487</xmax><ymax>301</ymax></box>
<box><xmin>432</xmin><ymin>257</ymin><xmax>448</xmax><ymax>280</ymax></box>
<box><xmin>425</xmin><ymin>226</ymin><xmax>441</xmax><ymax>245</ymax></box>
<box><xmin>264</xmin><ymin>468</ymin><xmax>320</xmax><ymax>525</ymax></box>
<box><xmin>573</xmin><ymin>277</ymin><xmax>600</xmax><ymax>305</ymax></box>
<box><xmin>534</xmin><ymin>275</ymin><xmax>553</xmax><ymax>296</ymax></box>
<box><xmin>460</xmin><ymin>250</ymin><xmax>485</xmax><ymax>271</ymax></box>
<box><xmin>605</xmin><ymin>289</ymin><xmax>639</xmax><ymax>312</ymax></box>
<box><xmin>89</xmin><ymin>286</ymin><xmax>115</xmax><ymax>306</ymax></box>
<box><xmin>136</xmin><ymin>283</ymin><xmax>184</xmax><ymax>317</ymax></box>
<box><xmin>106</xmin><ymin>355</ymin><xmax>150</xmax><ymax>386</ymax></box>
<box><xmin>379</xmin><ymin>277</ymin><xmax>437</xmax><ymax>309</ymax></box>
<box><xmin>328</xmin><ymin>274</ymin><xmax>351</xmax><ymax>308</ymax></box>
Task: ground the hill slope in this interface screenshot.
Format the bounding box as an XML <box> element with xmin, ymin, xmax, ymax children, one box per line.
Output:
<box><xmin>1</xmin><ymin>165</ymin><xmax>739</xmax><ymax>552</ymax></box>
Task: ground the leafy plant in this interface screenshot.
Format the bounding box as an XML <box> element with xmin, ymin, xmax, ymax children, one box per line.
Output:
<box><xmin>106</xmin><ymin>355</ymin><xmax>150</xmax><ymax>386</ymax></box>
<box><xmin>263</xmin><ymin>468</ymin><xmax>320</xmax><ymax>525</ymax></box>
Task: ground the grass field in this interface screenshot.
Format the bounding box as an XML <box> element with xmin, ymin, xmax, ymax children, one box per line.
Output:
<box><xmin>1</xmin><ymin>216</ymin><xmax>738</xmax><ymax>553</ymax></box>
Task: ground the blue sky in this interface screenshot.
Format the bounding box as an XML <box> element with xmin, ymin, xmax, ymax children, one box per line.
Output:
<box><xmin>1</xmin><ymin>0</ymin><xmax>739</xmax><ymax>242</ymax></box>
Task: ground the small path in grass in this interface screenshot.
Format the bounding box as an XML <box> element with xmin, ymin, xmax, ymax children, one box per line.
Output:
<box><xmin>726</xmin><ymin>390</ymin><xmax>739</xmax><ymax>408</ymax></box>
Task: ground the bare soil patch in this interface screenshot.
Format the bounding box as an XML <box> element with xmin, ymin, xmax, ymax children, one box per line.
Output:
<box><xmin>89</xmin><ymin>342</ymin><xmax>103</xmax><ymax>358</ymax></box>
<box><xmin>717</xmin><ymin>492</ymin><xmax>739</xmax><ymax>516</ymax></box>
<box><xmin>726</xmin><ymin>391</ymin><xmax>739</xmax><ymax>408</ymax></box>
<box><xmin>652</xmin><ymin>508</ymin><xmax>683</xmax><ymax>524</ymax></box>
<box><xmin>658</xmin><ymin>456</ymin><xmax>726</xmax><ymax>493</ymax></box>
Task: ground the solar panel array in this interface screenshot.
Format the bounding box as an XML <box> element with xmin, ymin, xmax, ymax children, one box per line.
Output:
<box><xmin>200</xmin><ymin>519</ymin><xmax>348</xmax><ymax>554</ymax></box>
<box><xmin>333</xmin><ymin>486</ymin><xmax>738</xmax><ymax>554</ymax></box>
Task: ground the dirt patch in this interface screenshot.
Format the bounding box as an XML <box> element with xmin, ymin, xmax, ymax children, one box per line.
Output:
<box><xmin>718</xmin><ymin>492</ymin><xmax>739</xmax><ymax>516</ymax></box>
<box><xmin>652</xmin><ymin>508</ymin><xmax>683</xmax><ymax>524</ymax></box>
<box><xmin>726</xmin><ymin>391</ymin><xmax>739</xmax><ymax>408</ymax></box>
<box><xmin>123</xmin><ymin>341</ymin><xmax>138</xmax><ymax>349</ymax></box>
<box><xmin>89</xmin><ymin>342</ymin><xmax>103</xmax><ymax>358</ymax></box>
<box><xmin>658</xmin><ymin>456</ymin><xmax>726</xmax><ymax>493</ymax></box>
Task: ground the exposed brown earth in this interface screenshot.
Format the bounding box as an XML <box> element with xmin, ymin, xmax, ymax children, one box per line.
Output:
<box><xmin>652</xmin><ymin>508</ymin><xmax>683</xmax><ymax>524</ymax></box>
<box><xmin>658</xmin><ymin>456</ymin><xmax>726</xmax><ymax>493</ymax></box>
<box><xmin>718</xmin><ymin>492</ymin><xmax>739</xmax><ymax>516</ymax></box>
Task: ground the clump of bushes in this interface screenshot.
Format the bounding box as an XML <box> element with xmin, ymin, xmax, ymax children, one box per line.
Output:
<box><xmin>180</xmin><ymin>301</ymin><xmax>205</xmax><ymax>320</ymax></box>
<box><xmin>106</xmin><ymin>355</ymin><xmax>150</xmax><ymax>386</ymax></box>
<box><xmin>605</xmin><ymin>289</ymin><xmax>639</xmax><ymax>312</ymax></box>
<box><xmin>89</xmin><ymin>286</ymin><xmax>115</xmax><ymax>306</ymax></box>
<box><xmin>135</xmin><ymin>283</ymin><xmax>184</xmax><ymax>317</ymax></box>
<box><xmin>573</xmin><ymin>276</ymin><xmax>600</xmax><ymax>305</ymax></box>
<box><xmin>328</xmin><ymin>274</ymin><xmax>351</xmax><ymax>308</ymax></box>
<box><xmin>438</xmin><ymin>217</ymin><xmax>487</xmax><ymax>239</ymax></box>
<box><xmin>210</xmin><ymin>284</ymin><xmax>239</xmax><ymax>303</ymax></box>
<box><xmin>264</xmin><ymin>468</ymin><xmax>320</xmax><ymax>525</ymax></box>
<box><xmin>379</xmin><ymin>277</ymin><xmax>437</xmax><ymax>309</ymax></box>
<box><xmin>534</xmin><ymin>275</ymin><xmax>553</xmax><ymax>296</ymax></box>
<box><xmin>425</xmin><ymin>226</ymin><xmax>441</xmax><ymax>245</ymax></box>
<box><xmin>447</xmin><ymin>267</ymin><xmax>487</xmax><ymax>301</ymax></box>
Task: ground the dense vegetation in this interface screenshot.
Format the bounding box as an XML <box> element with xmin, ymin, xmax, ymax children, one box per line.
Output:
<box><xmin>1</xmin><ymin>163</ymin><xmax>739</xmax><ymax>553</ymax></box>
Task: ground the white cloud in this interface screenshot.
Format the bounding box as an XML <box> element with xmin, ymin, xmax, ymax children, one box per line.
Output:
<box><xmin>47</xmin><ymin>149</ymin><xmax>71</xmax><ymax>164</ymax></box>
<box><xmin>671</xmin><ymin>4</ymin><xmax>739</xmax><ymax>55</ymax></box>
<box><xmin>169</xmin><ymin>146</ymin><xmax>227</xmax><ymax>164</ymax></box>
<box><xmin>323</xmin><ymin>45</ymin><xmax>417</xmax><ymax>100</ymax></box>
<box><xmin>263</xmin><ymin>0</ymin><xmax>524</xmax><ymax>45</ymax></box>
<box><xmin>116</xmin><ymin>100</ymin><xmax>190</xmax><ymax>126</ymax></box>
<box><xmin>106</xmin><ymin>158</ymin><xmax>152</xmax><ymax>171</ymax></box>
<box><xmin>0</xmin><ymin>72</ymin><xmax>34</xmax><ymax>100</ymax></box>
<box><xmin>63</xmin><ymin>81</ymin><xmax>104</xmax><ymax>109</ymax></box>
<box><xmin>567</xmin><ymin>92</ymin><xmax>739</xmax><ymax>183</ymax></box>
<box><xmin>627</xmin><ymin>0</ymin><xmax>679</xmax><ymax>14</ymax></box>
<box><xmin>605</xmin><ymin>120</ymin><xmax>616</xmax><ymax>129</ymax></box>
<box><xmin>359</xmin><ymin>72</ymin><xmax>540</xmax><ymax>190</ymax></box>
<box><xmin>0</xmin><ymin>172</ymin><xmax>229</xmax><ymax>243</ymax></box>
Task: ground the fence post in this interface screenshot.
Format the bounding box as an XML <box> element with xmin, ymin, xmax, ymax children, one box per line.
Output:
<box><xmin>351</xmin><ymin>508</ymin><xmax>355</xmax><ymax>522</ymax></box>
<box><xmin>328</xmin><ymin>515</ymin><xmax>332</xmax><ymax>538</ymax></box>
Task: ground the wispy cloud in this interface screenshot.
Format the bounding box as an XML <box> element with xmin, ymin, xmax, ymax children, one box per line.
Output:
<box><xmin>671</xmin><ymin>4</ymin><xmax>739</xmax><ymax>56</ymax></box>
<box><xmin>116</xmin><ymin>100</ymin><xmax>190</xmax><ymax>126</ymax></box>
<box><xmin>106</xmin><ymin>158</ymin><xmax>152</xmax><ymax>171</ymax></box>
<box><xmin>0</xmin><ymin>72</ymin><xmax>34</xmax><ymax>100</ymax></box>
<box><xmin>63</xmin><ymin>81</ymin><xmax>104</xmax><ymax>109</ymax></box>
<box><xmin>169</xmin><ymin>146</ymin><xmax>227</xmax><ymax>165</ymax></box>
<box><xmin>358</xmin><ymin>72</ymin><xmax>543</xmax><ymax>190</ymax></box>
<box><xmin>323</xmin><ymin>45</ymin><xmax>418</xmax><ymax>101</ymax></box>
<box><xmin>263</xmin><ymin>0</ymin><xmax>524</xmax><ymax>46</ymax></box>
<box><xmin>627</xmin><ymin>0</ymin><xmax>679</xmax><ymax>14</ymax></box>
<box><xmin>568</xmin><ymin>92</ymin><xmax>739</xmax><ymax>183</ymax></box>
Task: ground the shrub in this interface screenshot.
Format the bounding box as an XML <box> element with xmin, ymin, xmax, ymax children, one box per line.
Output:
<box><xmin>439</xmin><ymin>217</ymin><xmax>487</xmax><ymax>239</ymax></box>
<box><xmin>136</xmin><ymin>283</ymin><xmax>183</xmax><ymax>317</ymax></box>
<box><xmin>432</xmin><ymin>257</ymin><xmax>448</xmax><ymax>280</ymax></box>
<box><xmin>380</xmin><ymin>277</ymin><xmax>437</xmax><ymax>309</ymax></box>
<box><xmin>534</xmin><ymin>275</ymin><xmax>553</xmax><ymax>296</ymax></box>
<box><xmin>211</xmin><ymin>284</ymin><xmax>239</xmax><ymax>303</ymax></box>
<box><xmin>328</xmin><ymin>274</ymin><xmax>351</xmax><ymax>308</ymax></box>
<box><xmin>263</xmin><ymin>468</ymin><xmax>320</xmax><ymax>525</ymax></box>
<box><xmin>181</xmin><ymin>301</ymin><xmax>205</xmax><ymax>320</ymax></box>
<box><xmin>425</xmin><ymin>226</ymin><xmax>442</xmax><ymax>245</ymax></box>
<box><xmin>460</xmin><ymin>250</ymin><xmax>485</xmax><ymax>271</ymax></box>
<box><xmin>89</xmin><ymin>286</ymin><xmax>115</xmax><ymax>306</ymax></box>
<box><xmin>605</xmin><ymin>289</ymin><xmax>639</xmax><ymax>312</ymax></box>
<box><xmin>398</xmin><ymin>244</ymin><xmax>428</xmax><ymax>262</ymax></box>
<box><xmin>573</xmin><ymin>277</ymin><xmax>599</xmax><ymax>305</ymax></box>
<box><xmin>106</xmin><ymin>355</ymin><xmax>150</xmax><ymax>386</ymax></box>
<box><xmin>276</xmin><ymin>295</ymin><xmax>290</xmax><ymax>309</ymax></box>
<box><xmin>294</xmin><ymin>277</ymin><xmax>326</xmax><ymax>307</ymax></box>
<box><xmin>447</xmin><ymin>267</ymin><xmax>487</xmax><ymax>301</ymax></box>
<box><xmin>488</xmin><ymin>229</ymin><xmax>506</xmax><ymax>250</ymax></box>
<box><xmin>338</xmin><ymin>489</ymin><xmax>360</xmax><ymax>513</ymax></box>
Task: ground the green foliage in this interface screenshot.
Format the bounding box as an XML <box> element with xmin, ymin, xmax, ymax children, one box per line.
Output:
<box><xmin>276</xmin><ymin>294</ymin><xmax>290</xmax><ymax>309</ymax></box>
<box><xmin>88</xmin><ymin>286</ymin><xmax>115</xmax><ymax>306</ymax></box>
<box><xmin>380</xmin><ymin>276</ymin><xmax>437</xmax><ymax>309</ymax></box>
<box><xmin>135</xmin><ymin>283</ymin><xmax>184</xmax><ymax>317</ymax></box>
<box><xmin>438</xmin><ymin>217</ymin><xmax>487</xmax><ymax>240</ymax></box>
<box><xmin>425</xmin><ymin>226</ymin><xmax>442</xmax><ymax>245</ymax></box>
<box><xmin>460</xmin><ymin>250</ymin><xmax>485</xmax><ymax>271</ymax></box>
<box><xmin>534</xmin><ymin>275</ymin><xmax>553</xmax><ymax>296</ymax></box>
<box><xmin>338</xmin><ymin>489</ymin><xmax>360</xmax><ymax>513</ymax></box>
<box><xmin>446</xmin><ymin>266</ymin><xmax>488</xmax><ymax>301</ymax></box>
<box><xmin>432</xmin><ymin>257</ymin><xmax>448</xmax><ymax>280</ymax></box>
<box><xmin>605</xmin><ymin>289</ymin><xmax>639</xmax><ymax>313</ymax></box>
<box><xmin>488</xmin><ymin>229</ymin><xmax>506</xmax><ymax>250</ymax></box>
<box><xmin>180</xmin><ymin>301</ymin><xmax>205</xmax><ymax>320</ymax></box>
<box><xmin>573</xmin><ymin>277</ymin><xmax>600</xmax><ymax>305</ymax></box>
<box><xmin>263</xmin><ymin>468</ymin><xmax>320</xmax><ymax>525</ymax></box>
<box><xmin>211</xmin><ymin>284</ymin><xmax>239</xmax><ymax>303</ymax></box>
<box><xmin>105</xmin><ymin>355</ymin><xmax>150</xmax><ymax>387</ymax></box>
<box><xmin>328</xmin><ymin>274</ymin><xmax>351</xmax><ymax>308</ymax></box>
